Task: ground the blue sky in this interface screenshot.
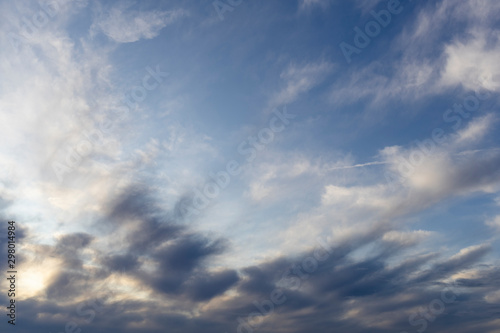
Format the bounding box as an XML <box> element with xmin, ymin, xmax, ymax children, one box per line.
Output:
<box><xmin>1</xmin><ymin>0</ymin><xmax>500</xmax><ymax>332</ymax></box>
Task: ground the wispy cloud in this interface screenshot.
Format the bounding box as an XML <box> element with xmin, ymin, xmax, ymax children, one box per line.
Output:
<box><xmin>269</xmin><ymin>60</ymin><xmax>334</xmax><ymax>108</ymax></box>
<box><xmin>330</xmin><ymin>0</ymin><xmax>500</xmax><ymax>110</ymax></box>
<box><xmin>90</xmin><ymin>2</ymin><xmax>187</xmax><ymax>43</ymax></box>
<box><xmin>298</xmin><ymin>0</ymin><xmax>331</xmax><ymax>12</ymax></box>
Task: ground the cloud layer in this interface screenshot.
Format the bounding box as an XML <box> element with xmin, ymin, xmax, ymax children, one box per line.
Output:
<box><xmin>0</xmin><ymin>0</ymin><xmax>499</xmax><ymax>332</ymax></box>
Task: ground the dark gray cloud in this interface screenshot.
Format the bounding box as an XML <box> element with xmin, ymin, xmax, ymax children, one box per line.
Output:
<box><xmin>193</xmin><ymin>231</ymin><xmax>497</xmax><ymax>333</ymax></box>
<box><xmin>107</xmin><ymin>185</ymin><xmax>183</xmax><ymax>253</ymax></box>
<box><xmin>55</xmin><ymin>232</ymin><xmax>94</xmax><ymax>257</ymax></box>
<box><xmin>101</xmin><ymin>253</ymin><xmax>140</xmax><ymax>272</ymax></box>
<box><xmin>153</xmin><ymin>235</ymin><xmax>226</xmax><ymax>273</ymax></box>
<box><xmin>185</xmin><ymin>269</ymin><xmax>240</xmax><ymax>301</ymax></box>
<box><xmin>4</xmin><ymin>186</ymin><xmax>499</xmax><ymax>333</ymax></box>
<box><xmin>45</xmin><ymin>232</ymin><xmax>95</xmax><ymax>300</ymax></box>
<box><xmin>412</xmin><ymin>244</ymin><xmax>491</xmax><ymax>284</ymax></box>
<box><xmin>5</xmin><ymin>233</ymin><xmax>500</xmax><ymax>333</ymax></box>
<box><xmin>101</xmin><ymin>184</ymin><xmax>233</xmax><ymax>299</ymax></box>
<box><xmin>143</xmin><ymin>234</ymin><xmax>228</xmax><ymax>295</ymax></box>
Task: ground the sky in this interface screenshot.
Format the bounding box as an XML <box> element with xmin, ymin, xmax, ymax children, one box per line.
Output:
<box><xmin>1</xmin><ymin>0</ymin><xmax>500</xmax><ymax>332</ymax></box>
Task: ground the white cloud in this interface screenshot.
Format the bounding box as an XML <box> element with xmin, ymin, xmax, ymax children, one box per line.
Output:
<box><xmin>298</xmin><ymin>0</ymin><xmax>331</xmax><ymax>11</ymax></box>
<box><xmin>329</xmin><ymin>61</ymin><xmax>435</xmax><ymax>107</ymax></box>
<box><xmin>244</xmin><ymin>156</ymin><xmax>313</xmax><ymax>202</ymax></box>
<box><xmin>299</xmin><ymin>0</ymin><xmax>384</xmax><ymax>13</ymax></box>
<box><xmin>331</xmin><ymin>0</ymin><xmax>500</xmax><ymax>109</ymax></box>
<box><xmin>378</xmin><ymin>119</ymin><xmax>500</xmax><ymax>217</ymax></box>
<box><xmin>455</xmin><ymin>114</ymin><xmax>496</xmax><ymax>145</ymax></box>
<box><xmin>403</xmin><ymin>0</ymin><xmax>500</xmax><ymax>93</ymax></box>
<box><xmin>91</xmin><ymin>3</ymin><xmax>186</xmax><ymax>43</ymax></box>
<box><xmin>0</xmin><ymin>1</ymin><xmax>190</xmax><ymax>245</ymax></box>
<box><xmin>354</xmin><ymin>0</ymin><xmax>386</xmax><ymax>15</ymax></box>
<box><xmin>270</xmin><ymin>60</ymin><xmax>334</xmax><ymax>108</ymax></box>
<box><xmin>486</xmin><ymin>216</ymin><xmax>500</xmax><ymax>232</ymax></box>
<box><xmin>241</xmin><ymin>151</ymin><xmax>368</xmax><ymax>205</ymax></box>
<box><xmin>382</xmin><ymin>230</ymin><xmax>433</xmax><ymax>247</ymax></box>
<box><xmin>485</xmin><ymin>289</ymin><xmax>500</xmax><ymax>303</ymax></box>
<box><xmin>440</xmin><ymin>30</ymin><xmax>500</xmax><ymax>92</ymax></box>
<box><xmin>271</xmin><ymin>168</ymin><xmax>400</xmax><ymax>255</ymax></box>
<box><xmin>321</xmin><ymin>184</ymin><xmax>392</xmax><ymax>210</ymax></box>
<box><xmin>239</xmin><ymin>104</ymin><xmax>500</xmax><ymax>261</ymax></box>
